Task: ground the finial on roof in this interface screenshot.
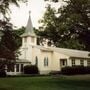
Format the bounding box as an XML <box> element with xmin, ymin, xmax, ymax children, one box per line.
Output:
<box><xmin>29</xmin><ymin>11</ymin><xmax>31</xmax><ymax>16</ymax></box>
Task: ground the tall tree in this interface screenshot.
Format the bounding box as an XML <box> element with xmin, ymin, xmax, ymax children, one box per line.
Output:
<box><xmin>58</xmin><ymin>0</ymin><xmax>90</xmax><ymax>50</ymax></box>
<box><xmin>0</xmin><ymin>0</ymin><xmax>27</xmax><ymax>17</ymax></box>
<box><xmin>36</xmin><ymin>5</ymin><xmax>59</xmax><ymax>46</ymax></box>
<box><xmin>37</xmin><ymin>0</ymin><xmax>90</xmax><ymax>51</ymax></box>
<box><xmin>14</xmin><ymin>26</ymin><xmax>25</xmax><ymax>47</ymax></box>
<box><xmin>0</xmin><ymin>0</ymin><xmax>27</xmax><ymax>73</ymax></box>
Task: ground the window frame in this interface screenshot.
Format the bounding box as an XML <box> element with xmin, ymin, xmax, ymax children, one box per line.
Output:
<box><xmin>21</xmin><ymin>64</ymin><xmax>24</xmax><ymax>72</ymax></box>
<box><xmin>72</xmin><ymin>59</ymin><xmax>75</xmax><ymax>66</ymax></box>
<box><xmin>80</xmin><ymin>59</ymin><xmax>84</xmax><ymax>66</ymax></box>
<box><xmin>16</xmin><ymin>64</ymin><xmax>19</xmax><ymax>72</ymax></box>
<box><xmin>35</xmin><ymin>56</ymin><xmax>38</xmax><ymax>66</ymax></box>
<box><xmin>44</xmin><ymin>57</ymin><xmax>48</xmax><ymax>67</ymax></box>
<box><xmin>87</xmin><ymin>60</ymin><xmax>90</xmax><ymax>66</ymax></box>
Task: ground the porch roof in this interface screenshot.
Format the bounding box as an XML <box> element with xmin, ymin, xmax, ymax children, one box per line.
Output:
<box><xmin>16</xmin><ymin>59</ymin><xmax>31</xmax><ymax>63</ymax></box>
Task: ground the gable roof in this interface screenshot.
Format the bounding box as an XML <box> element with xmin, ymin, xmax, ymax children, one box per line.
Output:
<box><xmin>35</xmin><ymin>45</ymin><xmax>53</xmax><ymax>52</ymax></box>
<box><xmin>52</xmin><ymin>47</ymin><xmax>90</xmax><ymax>59</ymax></box>
<box><xmin>33</xmin><ymin>45</ymin><xmax>90</xmax><ymax>59</ymax></box>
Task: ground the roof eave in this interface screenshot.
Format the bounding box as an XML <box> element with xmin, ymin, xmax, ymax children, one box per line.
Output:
<box><xmin>70</xmin><ymin>57</ymin><xmax>90</xmax><ymax>60</ymax></box>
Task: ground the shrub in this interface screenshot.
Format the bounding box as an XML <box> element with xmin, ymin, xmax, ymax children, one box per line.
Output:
<box><xmin>85</xmin><ymin>66</ymin><xmax>90</xmax><ymax>74</ymax></box>
<box><xmin>24</xmin><ymin>65</ymin><xmax>39</xmax><ymax>74</ymax></box>
<box><xmin>49</xmin><ymin>71</ymin><xmax>61</xmax><ymax>75</ymax></box>
<box><xmin>0</xmin><ymin>70</ymin><xmax>6</xmax><ymax>77</ymax></box>
<box><xmin>61</xmin><ymin>66</ymin><xmax>90</xmax><ymax>75</ymax></box>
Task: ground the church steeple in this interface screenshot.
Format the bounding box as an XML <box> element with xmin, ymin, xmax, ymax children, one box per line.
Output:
<box><xmin>21</xmin><ymin>11</ymin><xmax>37</xmax><ymax>46</ymax></box>
<box><xmin>21</xmin><ymin>11</ymin><xmax>36</xmax><ymax>37</ymax></box>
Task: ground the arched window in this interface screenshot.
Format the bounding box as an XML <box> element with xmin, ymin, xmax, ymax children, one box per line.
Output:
<box><xmin>44</xmin><ymin>57</ymin><xmax>46</xmax><ymax>66</ymax></box>
<box><xmin>46</xmin><ymin>57</ymin><xmax>48</xmax><ymax>66</ymax></box>
<box><xmin>44</xmin><ymin>57</ymin><xmax>48</xmax><ymax>67</ymax></box>
<box><xmin>35</xmin><ymin>56</ymin><xmax>38</xmax><ymax>66</ymax></box>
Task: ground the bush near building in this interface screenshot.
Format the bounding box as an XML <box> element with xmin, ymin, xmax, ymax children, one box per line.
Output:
<box><xmin>0</xmin><ymin>70</ymin><xmax>6</xmax><ymax>77</ymax></box>
<box><xmin>61</xmin><ymin>66</ymin><xmax>90</xmax><ymax>75</ymax></box>
<box><xmin>24</xmin><ymin>65</ymin><xmax>39</xmax><ymax>74</ymax></box>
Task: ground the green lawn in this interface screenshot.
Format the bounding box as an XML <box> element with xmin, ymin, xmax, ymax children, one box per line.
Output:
<box><xmin>0</xmin><ymin>75</ymin><xmax>90</xmax><ymax>90</ymax></box>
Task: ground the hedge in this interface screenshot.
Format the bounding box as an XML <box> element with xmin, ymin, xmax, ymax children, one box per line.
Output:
<box><xmin>24</xmin><ymin>65</ymin><xmax>39</xmax><ymax>74</ymax></box>
<box><xmin>0</xmin><ymin>70</ymin><xmax>6</xmax><ymax>77</ymax></box>
<box><xmin>61</xmin><ymin>66</ymin><xmax>90</xmax><ymax>75</ymax></box>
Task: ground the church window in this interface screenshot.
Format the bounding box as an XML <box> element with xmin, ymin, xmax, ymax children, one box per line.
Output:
<box><xmin>35</xmin><ymin>56</ymin><xmax>38</xmax><ymax>66</ymax></box>
<box><xmin>72</xmin><ymin>59</ymin><xmax>75</xmax><ymax>66</ymax></box>
<box><xmin>46</xmin><ymin>57</ymin><xmax>48</xmax><ymax>66</ymax></box>
<box><xmin>80</xmin><ymin>60</ymin><xmax>84</xmax><ymax>66</ymax></box>
<box><xmin>44</xmin><ymin>57</ymin><xmax>48</xmax><ymax>66</ymax></box>
<box><xmin>21</xmin><ymin>64</ymin><xmax>24</xmax><ymax>72</ymax></box>
<box><xmin>60</xmin><ymin>59</ymin><xmax>67</xmax><ymax>67</ymax></box>
<box><xmin>31</xmin><ymin>37</ymin><xmax>34</xmax><ymax>43</ymax></box>
<box><xmin>87</xmin><ymin>60</ymin><xmax>90</xmax><ymax>66</ymax></box>
<box><xmin>16</xmin><ymin>64</ymin><xmax>19</xmax><ymax>72</ymax></box>
<box><xmin>62</xmin><ymin>60</ymin><xmax>65</xmax><ymax>66</ymax></box>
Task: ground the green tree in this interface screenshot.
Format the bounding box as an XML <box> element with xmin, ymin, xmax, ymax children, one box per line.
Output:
<box><xmin>36</xmin><ymin>5</ymin><xmax>59</xmax><ymax>46</ymax></box>
<box><xmin>0</xmin><ymin>0</ymin><xmax>27</xmax><ymax>17</ymax></box>
<box><xmin>37</xmin><ymin>0</ymin><xmax>90</xmax><ymax>51</ymax></box>
<box><xmin>58</xmin><ymin>0</ymin><xmax>90</xmax><ymax>50</ymax></box>
<box><xmin>0</xmin><ymin>0</ymin><xmax>27</xmax><ymax>73</ymax></box>
<box><xmin>14</xmin><ymin>26</ymin><xmax>25</xmax><ymax>47</ymax></box>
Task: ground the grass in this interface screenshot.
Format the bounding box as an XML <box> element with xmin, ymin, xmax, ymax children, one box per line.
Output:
<box><xmin>0</xmin><ymin>75</ymin><xmax>90</xmax><ymax>90</ymax></box>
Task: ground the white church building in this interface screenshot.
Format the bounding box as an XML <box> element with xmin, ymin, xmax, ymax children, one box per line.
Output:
<box><xmin>7</xmin><ymin>14</ymin><xmax>90</xmax><ymax>75</ymax></box>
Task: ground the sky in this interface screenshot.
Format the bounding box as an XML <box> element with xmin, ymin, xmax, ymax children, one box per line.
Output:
<box><xmin>10</xmin><ymin>0</ymin><xmax>63</xmax><ymax>29</ymax></box>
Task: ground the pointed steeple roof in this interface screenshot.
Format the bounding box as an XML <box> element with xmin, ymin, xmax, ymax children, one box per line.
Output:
<box><xmin>21</xmin><ymin>11</ymin><xmax>36</xmax><ymax>37</ymax></box>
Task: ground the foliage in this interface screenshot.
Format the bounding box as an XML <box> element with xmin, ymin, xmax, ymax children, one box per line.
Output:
<box><xmin>0</xmin><ymin>69</ymin><xmax>6</xmax><ymax>77</ymax></box>
<box><xmin>61</xmin><ymin>66</ymin><xmax>90</xmax><ymax>75</ymax></box>
<box><xmin>14</xmin><ymin>26</ymin><xmax>25</xmax><ymax>47</ymax></box>
<box><xmin>24</xmin><ymin>65</ymin><xmax>39</xmax><ymax>74</ymax></box>
<box><xmin>0</xmin><ymin>20</ymin><xmax>22</xmax><ymax>71</ymax></box>
<box><xmin>36</xmin><ymin>5</ymin><xmax>58</xmax><ymax>46</ymax></box>
<box><xmin>0</xmin><ymin>0</ymin><xmax>27</xmax><ymax>18</ymax></box>
<box><xmin>0</xmin><ymin>0</ymin><xmax>27</xmax><ymax>73</ymax></box>
<box><xmin>37</xmin><ymin>0</ymin><xmax>90</xmax><ymax>51</ymax></box>
<box><xmin>58</xmin><ymin>0</ymin><xmax>90</xmax><ymax>50</ymax></box>
<box><xmin>0</xmin><ymin>24</ymin><xmax>25</xmax><ymax>61</ymax></box>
